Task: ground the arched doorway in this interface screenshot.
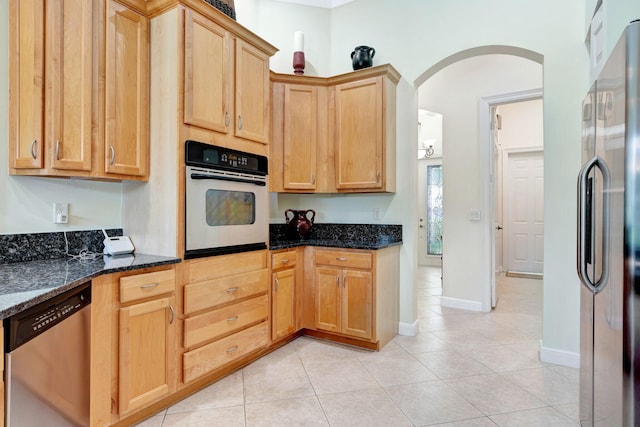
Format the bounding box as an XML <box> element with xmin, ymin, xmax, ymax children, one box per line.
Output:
<box><xmin>414</xmin><ymin>46</ymin><xmax>544</xmax><ymax>313</ymax></box>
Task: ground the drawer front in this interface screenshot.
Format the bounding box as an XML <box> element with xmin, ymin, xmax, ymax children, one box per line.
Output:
<box><xmin>314</xmin><ymin>250</ymin><xmax>372</xmax><ymax>269</ymax></box>
<box><xmin>120</xmin><ymin>269</ymin><xmax>175</xmax><ymax>303</ymax></box>
<box><xmin>271</xmin><ymin>250</ymin><xmax>297</xmax><ymax>270</ymax></box>
<box><xmin>184</xmin><ymin>269</ymin><xmax>269</xmax><ymax>315</ymax></box>
<box><xmin>184</xmin><ymin>294</ymin><xmax>268</xmax><ymax>348</ymax></box>
<box><xmin>183</xmin><ymin>322</ymin><xmax>269</xmax><ymax>383</ymax></box>
<box><xmin>188</xmin><ymin>250</ymin><xmax>267</xmax><ymax>283</ymax></box>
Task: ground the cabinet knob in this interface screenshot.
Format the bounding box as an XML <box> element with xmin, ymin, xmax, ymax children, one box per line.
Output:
<box><xmin>30</xmin><ymin>140</ymin><xmax>38</xmax><ymax>159</ymax></box>
<box><xmin>109</xmin><ymin>146</ymin><xmax>116</xmax><ymax>165</ymax></box>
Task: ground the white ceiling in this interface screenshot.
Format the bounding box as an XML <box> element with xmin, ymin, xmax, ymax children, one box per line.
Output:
<box><xmin>274</xmin><ymin>0</ymin><xmax>354</xmax><ymax>8</ymax></box>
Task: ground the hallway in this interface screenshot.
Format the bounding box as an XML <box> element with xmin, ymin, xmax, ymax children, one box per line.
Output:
<box><xmin>137</xmin><ymin>267</ymin><xmax>579</xmax><ymax>426</ymax></box>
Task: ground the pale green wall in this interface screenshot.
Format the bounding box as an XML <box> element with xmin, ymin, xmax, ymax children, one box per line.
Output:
<box><xmin>0</xmin><ymin>2</ymin><xmax>122</xmax><ymax>234</ymax></box>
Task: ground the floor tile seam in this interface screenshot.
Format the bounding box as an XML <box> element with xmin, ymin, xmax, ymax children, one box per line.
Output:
<box><xmin>442</xmin><ymin>374</ymin><xmax>551</xmax><ymax>416</ymax></box>
<box><xmin>376</xmin><ymin>381</ymin><xmax>426</xmax><ymax>427</ymax></box>
<box><xmin>484</xmin><ymin>401</ymin><xmax>570</xmax><ymax>420</ymax></box>
<box><xmin>496</xmin><ymin>368</ymin><xmax>576</xmax><ymax>405</ymax></box>
<box><xmin>415</xmin><ymin>416</ymin><xmax>498</xmax><ymax>427</ymax></box>
<box><xmin>402</xmin><ymin>348</ymin><xmax>443</xmax><ymax>381</ymax></box>
<box><xmin>165</xmin><ymin>403</ymin><xmax>246</xmax><ymax>416</ymax></box>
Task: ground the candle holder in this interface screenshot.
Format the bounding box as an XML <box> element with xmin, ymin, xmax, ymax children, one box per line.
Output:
<box><xmin>293</xmin><ymin>51</ymin><xmax>305</xmax><ymax>75</ymax></box>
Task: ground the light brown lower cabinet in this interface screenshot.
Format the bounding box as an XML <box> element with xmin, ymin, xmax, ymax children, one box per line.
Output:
<box><xmin>311</xmin><ymin>247</ymin><xmax>399</xmax><ymax>348</ymax></box>
<box><xmin>271</xmin><ymin>249</ymin><xmax>298</xmax><ymax>342</ymax></box>
<box><xmin>181</xmin><ymin>250</ymin><xmax>270</xmax><ymax>384</ymax></box>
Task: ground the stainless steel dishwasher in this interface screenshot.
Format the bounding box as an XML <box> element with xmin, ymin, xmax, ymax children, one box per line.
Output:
<box><xmin>5</xmin><ymin>282</ymin><xmax>91</xmax><ymax>427</ymax></box>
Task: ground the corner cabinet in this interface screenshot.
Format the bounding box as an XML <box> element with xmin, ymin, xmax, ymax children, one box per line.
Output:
<box><xmin>8</xmin><ymin>0</ymin><xmax>150</xmax><ymax>180</ymax></box>
<box><xmin>183</xmin><ymin>8</ymin><xmax>272</xmax><ymax>147</ymax></box>
<box><xmin>311</xmin><ymin>246</ymin><xmax>400</xmax><ymax>349</ymax></box>
<box><xmin>270</xmin><ymin>64</ymin><xmax>400</xmax><ymax>193</ymax></box>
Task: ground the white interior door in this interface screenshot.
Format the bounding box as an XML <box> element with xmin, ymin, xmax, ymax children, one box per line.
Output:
<box><xmin>504</xmin><ymin>150</ymin><xmax>544</xmax><ymax>274</ymax></box>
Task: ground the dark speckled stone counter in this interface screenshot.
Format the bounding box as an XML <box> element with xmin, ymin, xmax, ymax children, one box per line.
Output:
<box><xmin>0</xmin><ymin>229</ymin><xmax>180</xmax><ymax>320</ymax></box>
<box><xmin>269</xmin><ymin>223</ymin><xmax>402</xmax><ymax>250</ymax></box>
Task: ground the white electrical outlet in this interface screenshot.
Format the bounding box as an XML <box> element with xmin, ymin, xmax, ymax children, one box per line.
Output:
<box><xmin>53</xmin><ymin>202</ymin><xmax>69</xmax><ymax>224</ymax></box>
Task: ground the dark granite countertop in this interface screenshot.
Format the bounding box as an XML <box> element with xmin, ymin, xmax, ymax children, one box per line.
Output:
<box><xmin>1</xmin><ymin>229</ymin><xmax>182</xmax><ymax>319</ymax></box>
<box><xmin>269</xmin><ymin>223</ymin><xmax>403</xmax><ymax>251</ymax></box>
<box><xmin>0</xmin><ymin>253</ymin><xmax>180</xmax><ymax>320</ymax></box>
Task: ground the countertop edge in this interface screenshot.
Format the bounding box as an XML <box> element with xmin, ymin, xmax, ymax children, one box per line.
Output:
<box><xmin>0</xmin><ymin>255</ymin><xmax>181</xmax><ymax>321</ymax></box>
<box><xmin>268</xmin><ymin>240</ymin><xmax>403</xmax><ymax>251</ymax></box>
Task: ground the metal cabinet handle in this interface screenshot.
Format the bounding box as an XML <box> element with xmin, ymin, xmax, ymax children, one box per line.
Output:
<box><xmin>336</xmin><ymin>257</ymin><xmax>348</xmax><ymax>261</ymax></box>
<box><xmin>275</xmin><ymin>277</ymin><xmax>280</xmax><ymax>292</ymax></box>
<box><xmin>109</xmin><ymin>146</ymin><xmax>115</xmax><ymax>165</ymax></box>
<box><xmin>336</xmin><ymin>275</ymin><xmax>339</xmax><ymax>287</ymax></box>
<box><xmin>376</xmin><ymin>171</ymin><xmax>381</xmax><ymax>183</ymax></box>
<box><xmin>311</xmin><ymin>174</ymin><xmax>316</xmax><ymax>185</ymax></box>
<box><xmin>140</xmin><ymin>282</ymin><xmax>159</xmax><ymax>289</ymax></box>
<box><xmin>280</xmin><ymin>259</ymin><xmax>289</xmax><ymax>264</ymax></box>
<box><xmin>238</xmin><ymin>115</ymin><xmax>243</xmax><ymax>130</ymax></box>
<box><xmin>30</xmin><ymin>140</ymin><xmax>37</xmax><ymax>159</ymax></box>
<box><xmin>55</xmin><ymin>140</ymin><xmax>60</xmax><ymax>160</ymax></box>
<box><xmin>226</xmin><ymin>345</ymin><xmax>238</xmax><ymax>353</ymax></box>
<box><xmin>169</xmin><ymin>305</ymin><xmax>175</xmax><ymax>324</ymax></box>
<box><xmin>225</xmin><ymin>287</ymin><xmax>239</xmax><ymax>293</ymax></box>
<box><xmin>226</xmin><ymin>316</ymin><xmax>239</xmax><ymax>322</ymax></box>
<box><xmin>225</xmin><ymin>111</ymin><xmax>231</xmax><ymax>127</ymax></box>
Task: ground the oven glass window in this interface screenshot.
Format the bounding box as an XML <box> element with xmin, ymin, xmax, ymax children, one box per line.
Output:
<box><xmin>205</xmin><ymin>189</ymin><xmax>256</xmax><ymax>226</ymax></box>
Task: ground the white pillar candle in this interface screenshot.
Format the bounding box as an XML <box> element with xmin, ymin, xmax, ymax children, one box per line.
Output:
<box><xmin>294</xmin><ymin>31</ymin><xmax>304</xmax><ymax>52</ymax></box>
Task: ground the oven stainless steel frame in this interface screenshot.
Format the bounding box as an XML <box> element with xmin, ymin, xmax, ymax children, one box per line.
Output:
<box><xmin>184</xmin><ymin>140</ymin><xmax>268</xmax><ymax>259</ymax></box>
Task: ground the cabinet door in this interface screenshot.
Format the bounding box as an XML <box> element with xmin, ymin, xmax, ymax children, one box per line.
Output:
<box><xmin>272</xmin><ymin>268</ymin><xmax>296</xmax><ymax>341</ymax></box>
<box><xmin>119</xmin><ymin>295</ymin><xmax>176</xmax><ymax>414</ymax></box>
<box><xmin>334</xmin><ymin>77</ymin><xmax>383</xmax><ymax>190</ymax></box>
<box><xmin>183</xmin><ymin>9</ymin><xmax>231</xmax><ymax>133</ymax></box>
<box><xmin>105</xmin><ymin>1</ymin><xmax>149</xmax><ymax>177</ymax></box>
<box><xmin>315</xmin><ymin>267</ymin><xmax>341</xmax><ymax>333</ymax></box>
<box><xmin>235</xmin><ymin>39</ymin><xmax>270</xmax><ymax>144</ymax></box>
<box><xmin>341</xmin><ymin>270</ymin><xmax>373</xmax><ymax>339</ymax></box>
<box><xmin>9</xmin><ymin>0</ymin><xmax>45</xmax><ymax>169</ymax></box>
<box><xmin>46</xmin><ymin>0</ymin><xmax>93</xmax><ymax>171</ymax></box>
<box><xmin>283</xmin><ymin>84</ymin><xmax>318</xmax><ymax>190</ymax></box>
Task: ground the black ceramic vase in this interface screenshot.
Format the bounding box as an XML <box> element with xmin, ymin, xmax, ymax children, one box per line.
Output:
<box><xmin>351</xmin><ymin>46</ymin><xmax>375</xmax><ymax>70</ymax></box>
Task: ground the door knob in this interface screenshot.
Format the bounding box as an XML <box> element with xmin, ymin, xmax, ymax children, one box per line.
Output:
<box><xmin>496</xmin><ymin>226</ymin><xmax>503</xmax><ymax>230</ymax></box>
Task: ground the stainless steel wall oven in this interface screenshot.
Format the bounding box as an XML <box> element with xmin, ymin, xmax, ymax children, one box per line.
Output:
<box><xmin>185</xmin><ymin>140</ymin><xmax>268</xmax><ymax>259</ymax></box>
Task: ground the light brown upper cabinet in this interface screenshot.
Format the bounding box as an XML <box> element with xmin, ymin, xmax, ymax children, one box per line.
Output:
<box><xmin>270</xmin><ymin>64</ymin><xmax>400</xmax><ymax>193</ymax></box>
<box><xmin>184</xmin><ymin>9</ymin><xmax>271</xmax><ymax>145</ymax></box>
<box><xmin>9</xmin><ymin>0</ymin><xmax>93</xmax><ymax>173</ymax></box>
<box><xmin>8</xmin><ymin>0</ymin><xmax>150</xmax><ymax>180</ymax></box>
<box><xmin>104</xmin><ymin>0</ymin><xmax>150</xmax><ymax>178</ymax></box>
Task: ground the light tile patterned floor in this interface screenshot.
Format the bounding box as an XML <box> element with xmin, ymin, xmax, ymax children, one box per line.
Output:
<box><xmin>136</xmin><ymin>267</ymin><xmax>579</xmax><ymax>426</ymax></box>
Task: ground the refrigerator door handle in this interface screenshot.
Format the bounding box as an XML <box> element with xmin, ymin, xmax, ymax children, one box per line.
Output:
<box><xmin>577</xmin><ymin>155</ymin><xmax>610</xmax><ymax>294</ymax></box>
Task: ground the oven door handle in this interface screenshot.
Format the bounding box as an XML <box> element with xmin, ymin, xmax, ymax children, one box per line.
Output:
<box><xmin>190</xmin><ymin>173</ymin><xmax>266</xmax><ymax>186</ymax></box>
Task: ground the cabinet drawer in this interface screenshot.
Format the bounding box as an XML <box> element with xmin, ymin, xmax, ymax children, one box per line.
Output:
<box><xmin>271</xmin><ymin>250</ymin><xmax>297</xmax><ymax>270</ymax></box>
<box><xmin>183</xmin><ymin>322</ymin><xmax>269</xmax><ymax>383</ymax></box>
<box><xmin>120</xmin><ymin>269</ymin><xmax>175</xmax><ymax>303</ymax></box>
<box><xmin>184</xmin><ymin>269</ymin><xmax>269</xmax><ymax>314</ymax></box>
<box><xmin>188</xmin><ymin>250</ymin><xmax>267</xmax><ymax>283</ymax></box>
<box><xmin>184</xmin><ymin>294</ymin><xmax>268</xmax><ymax>348</ymax></box>
<box><xmin>315</xmin><ymin>250</ymin><xmax>372</xmax><ymax>269</ymax></box>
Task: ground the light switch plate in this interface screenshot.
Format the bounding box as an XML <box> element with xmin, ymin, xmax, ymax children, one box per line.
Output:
<box><xmin>468</xmin><ymin>209</ymin><xmax>481</xmax><ymax>221</ymax></box>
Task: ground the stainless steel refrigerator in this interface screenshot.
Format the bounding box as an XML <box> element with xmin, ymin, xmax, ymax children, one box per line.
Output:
<box><xmin>578</xmin><ymin>19</ymin><xmax>640</xmax><ymax>426</ymax></box>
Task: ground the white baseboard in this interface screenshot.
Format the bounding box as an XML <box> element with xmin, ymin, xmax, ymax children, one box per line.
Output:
<box><xmin>398</xmin><ymin>319</ymin><xmax>419</xmax><ymax>336</ymax></box>
<box><xmin>539</xmin><ymin>340</ymin><xmax>580</xmax><ymax>368</ymax></box>
<box><xmin>440</xmin><ymin>296</ymin><xmax>483</xmax><ymax>312</ymax></box>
